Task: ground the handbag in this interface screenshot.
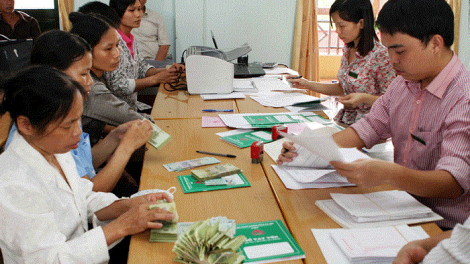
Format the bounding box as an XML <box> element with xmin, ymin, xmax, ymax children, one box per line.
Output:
<box><xmin>0</xmin><ymin>34</ymin><xmax>33</xmax><ymax>77</ymax></box>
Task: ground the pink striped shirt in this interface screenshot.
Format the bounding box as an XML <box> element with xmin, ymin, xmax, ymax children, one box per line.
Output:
<box><xmin>351</xmin><ymin>54</ymin><xmax>470</xmax><ymax>229</ymax></box>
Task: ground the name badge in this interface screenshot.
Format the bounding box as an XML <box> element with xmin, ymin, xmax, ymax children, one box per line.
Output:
<box><xmin>348</xmin><ymin>71</ymin><xmax>358</xmax><ymax>79</ymax></box>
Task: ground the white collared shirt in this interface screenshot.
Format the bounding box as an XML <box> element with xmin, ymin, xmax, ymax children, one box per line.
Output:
<box><xmin>0</xmin><ymin>132</ymin><xmax>119</xmax><ymax>263</ymax></box>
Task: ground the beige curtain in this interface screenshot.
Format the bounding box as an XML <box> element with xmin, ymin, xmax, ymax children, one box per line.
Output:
<box><xmin>292</xmin><ymin>0</ymin><xmax>320</xmax><ymax>91</ymax></box>
<box><xmin>446</xmin><ymin>0</ymin><xmax>460</xmax><ymax>55</ymax></box>
<box><xmin>58</xmin><ymin>0</ymin><xmax>73</xmax><ymax>31</ymax></box>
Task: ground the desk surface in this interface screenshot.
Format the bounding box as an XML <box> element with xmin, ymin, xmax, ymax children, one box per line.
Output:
<box><xmin>130</xmin><ymin>85</ymin><xmax>443</xmax><ymax>263</ymax></box>
<box><xmin>152</xmin><ymin>90</ymin><xmax>238</xmax><ymax>119</ymax></box>
<box><xmin>128</xmin><ymin>119</ymin><xmax>301</xmax><ymax>264</ymax></box>
<box><xmin>261</xmin><ymin>156</ymin><xmax>443</xmax><ymax>264</ymax></box>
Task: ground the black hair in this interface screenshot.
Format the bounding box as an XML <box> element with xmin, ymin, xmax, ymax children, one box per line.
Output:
<box><xmin>30</xmin><ymin>30</ymin><xmax>91</xmax><ymax>71</ymax></box>
<box><xmin>77</xmin><ymin>1</ymin><xmax>121</xmax><ymax>28</ymax></box>
<box><xmin>330</xmin><ymin>0</ymin><xmax>378</xmax><ymax>56</ymax></box>
<box><xmin>0</xmin><ymin>66</ymin><xmax>86</xmax><ymax>135</ymax></box>
<box><xmin>69</xmin><ymin>12</ymin><xmax>114</xmax><ymax>49</ymax></box>
<box><xmin>376</xmin><ymin>0</ymin><xmax>454</xmax><ymax>47</ymax></box>
<box><xmin>109</xmin><ymin>0</ymin><xmax>138</xmax><ymax>19</ymax></box>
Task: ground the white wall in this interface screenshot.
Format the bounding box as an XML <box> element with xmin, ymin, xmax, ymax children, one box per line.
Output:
<box><xmin>459</xmin><ymin>0</ymin><xmax>470</xmax><ymax>69</ymax></box>
<box><xmin>74</xmin><ymin>0</ymin><xmax>297</xmax><ymax>66</ymax></box>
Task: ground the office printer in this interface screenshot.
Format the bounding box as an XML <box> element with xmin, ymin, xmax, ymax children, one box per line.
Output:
<box><xmin>185</xmin><ymin>43</ymin><xmax>252</xmax><ymax>62</ymax></box>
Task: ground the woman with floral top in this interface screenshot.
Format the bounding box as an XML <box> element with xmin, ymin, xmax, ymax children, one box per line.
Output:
<box><xmin>106</xmin><ymin>0</ymin><xmax>184</xmax><ymax>112</ymax></box>
<box><xmin>289</xmin><ymin>0</ymin><xmax>396</xmax><ymax>125</ymax></box>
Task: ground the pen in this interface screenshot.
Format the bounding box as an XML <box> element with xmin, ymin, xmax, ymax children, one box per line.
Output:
<box><xmin>202</xmin><ymin>109</ymin><xmax>234</xmax><ymax>112</ymax></box>
<box><xmin>196</xmin><ymin>150</ymin><xmax>237</xmax><ymax>158</ymax></box>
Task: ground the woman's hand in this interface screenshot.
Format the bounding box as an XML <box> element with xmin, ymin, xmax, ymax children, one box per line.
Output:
<box><xmin>119</xmin><ymin>119</ymin><xmax>153</xmax><ymax>152</ymax></box>
<box><xmin>337</xmin><ymin>93</ymin><xmax>365</xmax><ymax>108</ymax></box>
<box><xmin>286</xmin><ymin>75</ymin><xmax>313</xmax><ymax>90</ymax></box>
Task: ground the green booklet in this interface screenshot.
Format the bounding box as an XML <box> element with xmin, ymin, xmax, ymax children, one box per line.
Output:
<box><xmin>178</xmin><ymin>172</ymin><xmax>251</xmax><ymax>193</ymax></box>
<box><xmin>243</xmin><ymin>113</ymin><xmax>319</xmax><ymax>128</ymax></box>
<box><xmin>236</xmin><ymin>220</ymin><xmax>305</xmax><ymax>263</ymax></box>
<box><xmin>220</xmin><ymin>130</ymin><xmax>273</xmax><ymax>148</ymax></box>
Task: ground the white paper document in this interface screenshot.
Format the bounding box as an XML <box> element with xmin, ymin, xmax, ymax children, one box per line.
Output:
<box><xmin>250</xmin><ymin>92</ymin><xmax>322</xmax><ymax>108</ymax></box>
<box><xmin>312</xmin><ymin>225</ymin><xmax>430</xmax><ymax>264</ymax></box>
<box><xmin>280</xmin><ymin>126</ymin><xmax>370</xmax><ymax>164</ymax></box>
<box><xmin>330</xmin><ymin>190</ymin><xmax>436</xmax><ymax>222</ymax></box>
<box><xmin>315</xmin><ymin>191</ymin><xmax>443</xmax><ymax>228</ymax></box>
<box><xmin>218</xmin><ymin>112</ymin><xmax>318</xmax><ymax>129</ymax></box>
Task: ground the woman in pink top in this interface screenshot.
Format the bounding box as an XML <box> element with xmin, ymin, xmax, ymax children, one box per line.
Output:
<box><xmin>289</xmin><ymin>0</ymin><xmax>396</xmax><ymax>125</ymax></box>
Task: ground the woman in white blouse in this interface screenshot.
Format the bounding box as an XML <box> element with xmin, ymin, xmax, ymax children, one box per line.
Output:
<box><xmin>0</xmin><ymin>66</ymin><xmax>174</xmax><ymax>263</ymax></box>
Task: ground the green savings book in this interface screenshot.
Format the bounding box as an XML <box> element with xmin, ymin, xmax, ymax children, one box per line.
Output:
<box><xmin>236</xmin><ymin>220</ymin><xmax>305</xmax><ymax>263</ymax></box>
<box><xmin>220</xmin><ymin>130</ymin><xmax>273</xmax><ymax>148</ymax></box>
<box><xmin>178</xmin><ymin>172</ymin><xmax>251</xmax><ymax>193</ymax></box>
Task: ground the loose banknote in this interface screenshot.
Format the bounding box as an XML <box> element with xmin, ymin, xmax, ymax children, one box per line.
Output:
<box><xmin>164</xmin><ymin>157</ymin><xmax>221</xmax><ymax>172</ymax></box>
<box><xmin>173</xmin><ymin>217</ymin><xmax>246</xmax><ymax>264</ymax></box>
<box><xmin>191</xmin><ymin>163</ymin><xmax>242</xmax><ymax>182</ymax></box>
<box><xmin>149</xmin><ymin>201</ymin><xmax>179</xmax><ymax>242</ymax></box>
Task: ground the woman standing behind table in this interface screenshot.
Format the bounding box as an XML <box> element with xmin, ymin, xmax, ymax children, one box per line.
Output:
<box><xmin>0</xmin><ymin>66</ymin><xmax>174</xmax><ymax>263</ymax></box>
<box><xmin>68</xmin><ymin>12</ymin><xmax>153</xmax><ymax>145</ymax></box>
<box><xmin>289</xmin><ymin>0</ymin><xmax>395</xmax><ymax>125</ymax></box>
<box><xmin>106</xmin><ymin>0</ymin><xmax>184</xmax><ymax>112</ymax></box>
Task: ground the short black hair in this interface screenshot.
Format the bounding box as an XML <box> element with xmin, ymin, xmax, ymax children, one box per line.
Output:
<box><xmin>330</xmin><ymin>0</ymin><xmax>378</xmax><ymax>56</ymax></box>
<box><xmin>69</xmin><ymin>12</ymin><xmax>114</xmax><ymax>49</ymax></box>
<box><xmin>109</xmin><ymin>0</ymin><xmax>137</xmax><ymax>19</ymax></box>
<box><xmin>0</xmin><ymin>66</ymin><xmax>86</xmax><ymax>135</ymax></box>
<box><xmin>376</xmin><ymin>0</ymin><xmax>454</xmax><ymax>47</ymax></box>
<box><xmin>31</xmin><ymin>30</ymin><xmax>91</xmax><ymax>71</ymax></box>
<box><xmin>77</xmin><ymin>1</ymin><xmax>121</xmax><ymax>28</ymax></box>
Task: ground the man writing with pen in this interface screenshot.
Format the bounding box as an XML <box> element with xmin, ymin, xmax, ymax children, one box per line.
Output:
<box><xmin>278</xmin><ymin>0</ymin><xmax>470</xmax><ymax>231</ymax></box>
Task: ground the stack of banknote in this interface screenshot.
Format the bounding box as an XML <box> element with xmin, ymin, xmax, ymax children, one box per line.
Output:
<box><xmin>148</xmin><ymin>122</ymin><xmax>171</xmax><ymax>150</ymax></box>
<box><xmin>173</xmin><ymin>217</ymin><xmax>246</xmax><ymax>264</ymax></box>
<box><xmin>149</xmin><ymin>201</ymin><xmax>179</xmax><ymax>242</ymax></box>
<box><xmin>191</xmin><ymin>164</ymin><xmax>242</xmax><ymax>182</ymax></box>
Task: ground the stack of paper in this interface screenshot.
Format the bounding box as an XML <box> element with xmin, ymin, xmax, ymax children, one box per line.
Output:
<box><xmin>148</xmin><ymin>122</ymin><xmax>171</xmax><ymax>150</ymax></box>
<box><xmin>312</xmin><ymin>225</ymin><xmax>429</xmax><ymax>264</ymax></box>
<box><xmin>250</xmin><ymin>92</ymin><xmax>324</xmax><ymax>108</ymax></box>
<box><xmin>172</xmin><ymin>218</ymin><xmax>246</xmax><ymax>264</ymax></box>
<box><xmin>315</xmin><ymin>190</ymin><xmax>443</xmax><ymax>228</ymax></box>
<box><xmin>263</xmin><ymin>125</ymin><xmax>369</xmax><ymax>189</ymax></box>
<box><xmin>149</xmin><ymin>200</ymin><xmax>179</xmax><ymax>242</ymax></box>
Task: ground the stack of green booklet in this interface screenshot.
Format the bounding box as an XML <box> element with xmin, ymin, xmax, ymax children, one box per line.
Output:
<box><xmin>149</xmin><ymin>201</ymin><xmax>179</xmax><ymax>242</ymax></box>
<box><xmin>148</xmin><ymin>122</ymin><xmax>171</xmax><ymax>150</ymax></box>
<box><xmin>191</xmin><ymin>164</ymin><xmax>242</xmax><ymax>182</ymax></box>
<box><xmin>173</xmin><ymin>218</ymin><xmax>247</xmax><ymax>264</ymax></box>
<box><xmin>236</xmin><ymin>220</ymin><xmax>305</xmax><ymax>263</ymax></box>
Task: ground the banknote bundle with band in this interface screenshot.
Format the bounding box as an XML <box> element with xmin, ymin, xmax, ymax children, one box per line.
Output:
<box><xmin>149</xmin><ymin>200</ymin><xmax>179</xmax><ymax>242</ymax></box>
<box><xmin>173</xmin><ymin>218</ymin><xmax>246</xmax><ymax>264</ymax></box>
<box><xmin>191</xmin><ymin>163</ymin><xmax>242</xmax><ymax>182</ymax></box>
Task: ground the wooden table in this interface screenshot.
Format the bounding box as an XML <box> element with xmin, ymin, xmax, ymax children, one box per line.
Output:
<box><xmin>127</xmin><ymin>119</ymin><xmax>302</xmax><ymax>264</ymax></box>
<box><xmin>260</xmin><ymin>156</ymin><xmax>443</xmax><ymax>264</ymax></box>
<box><xmin>152</xmin><ymin>90</ymin><xmax>238</xmax><ymax>119</ymax></box>
<box><xmin>129</xmin><ymin>85</ymin><xmax>443</xmax><ymax>263</ymax></box>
